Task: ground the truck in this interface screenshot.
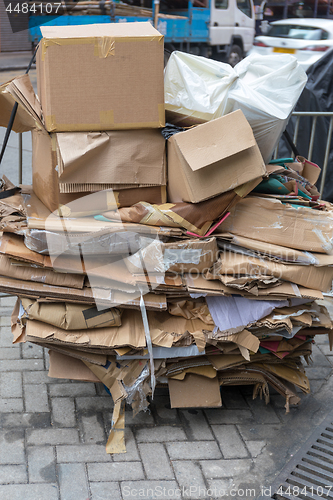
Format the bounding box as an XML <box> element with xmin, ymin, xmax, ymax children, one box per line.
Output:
<box><xmin>27</xmin><ymin>0</ymin><xmax>255</xmax><ymax>66</ymax></box>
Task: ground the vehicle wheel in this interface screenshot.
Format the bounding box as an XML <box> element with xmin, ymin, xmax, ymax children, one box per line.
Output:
<box><xmin>228</xmin><ymin>45</ymin><xmax>243</xmax><ymax>67</ymax></box>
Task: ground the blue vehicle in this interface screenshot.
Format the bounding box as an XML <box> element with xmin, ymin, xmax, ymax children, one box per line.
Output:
<box><xmin>28</xmin><ymin>0</ymin><xmax>255</xmax><ymax>65</ymax></box>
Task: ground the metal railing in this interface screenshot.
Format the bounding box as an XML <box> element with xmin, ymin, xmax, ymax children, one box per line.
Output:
<box><xmin>274</xmin><ymin>111</ymin><xmax>333</xmax><ymax>195</ymax></box>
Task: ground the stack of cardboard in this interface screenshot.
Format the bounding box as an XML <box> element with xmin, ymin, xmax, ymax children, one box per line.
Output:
<box><xmin>0</xmin><ymin>23</ymin><xmax>332</xmax><ymax>453</ymax></box>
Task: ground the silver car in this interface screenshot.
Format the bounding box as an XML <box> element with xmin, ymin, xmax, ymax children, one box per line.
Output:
<box><xmin>249</xmin><ymin>18</ymin><xmax>333</xmax><ymax>71</ymax></box>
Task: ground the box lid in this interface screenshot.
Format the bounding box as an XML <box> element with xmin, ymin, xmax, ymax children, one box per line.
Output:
<box><xmin>40</xmin><ymin>22</ymin><xmax>162</xmax><ymax>40</ymax></box>
<box><xmin>173</xmin><ymin>110</ymin><xmax>256</xmax><ymax>172</ymax></box>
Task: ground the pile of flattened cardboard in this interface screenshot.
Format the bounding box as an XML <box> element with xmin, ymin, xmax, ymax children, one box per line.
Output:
<box><xmin>0</xmin><ymin>23</ymin><xmax>333</xmax><ymax>453</ymax></box>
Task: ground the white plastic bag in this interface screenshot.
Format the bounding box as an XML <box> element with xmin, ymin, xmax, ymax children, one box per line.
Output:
<box><xmin>164</xmin><ymin>52</ymin><xmax>307</xmax><ymax>163</ymax></box>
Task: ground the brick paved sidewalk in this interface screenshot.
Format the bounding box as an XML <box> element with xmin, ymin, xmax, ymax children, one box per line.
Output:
<box><xmin>1</xmin><ymin>295</ymin><xmax>333</xmax><ymax>500</ymax></box>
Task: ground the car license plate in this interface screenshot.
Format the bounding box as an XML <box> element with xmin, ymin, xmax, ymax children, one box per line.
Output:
<box><xmin>273</xmin><ymin>47</ymin><xmax>296</xmax><ymax>54</ymax></box>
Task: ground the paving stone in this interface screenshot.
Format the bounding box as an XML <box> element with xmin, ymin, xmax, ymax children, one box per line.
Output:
<box><xmin>88</xmin><ymin>461</ymin><xmax>144</xmax><ymax>481</ymax></box>
<box><xmin>179</xmin><ymin>410</ymin><xmax>214</xmax><ymax>440</ymax></box>
<box><xmin>172</xmin><ymin>461</ymin><xmax>207</xmax><ymax>499</ymax></box>
<box><xmin>120</xmin><ymin>481</ymin><xmax>180</xmax><ymax>499</ymax></box>
<box><xmin>90</xmin><ymin>482</ymin><xmax>122</xmax><ymax>500</ymax></box>
<box><xmin>0</xmin><ymin>371</ymin><xmax>22</xmax><ymax>398</ymax></box>
<box><xmin>0</xmin><ymin>464</ymin><xmax>27</xmax><ymax>484</ymax></box>
<box><xmin>206</xmin><ymin>479</ymin><xmax>235</xmax><ymax>497</ymax></box>
<box><xmin>138</xmin><ymin>443</ymin><xmax>174</xmax><ymax>480</ymax></box>
<box><xmin>246</xmin><ymin>440</ymin><xmax>267</xmax><ymax>458</ymax></box>
<box><xmin>311</xmin><ymin>344</ymin><xmax>332</xmax><ymax>365</ymax></box>
<box><xmin>237</xmin><ymin>423</ymin><xmax>288</xmax><ymax>441</ymax></box>
<box><xmin>27</xmin><ymin>446</ymin><xmax>56</xmax><ymax>483</ymax></box>
<box><xmin>23</xmin><ymin>370</ymin><xmax>65</xmax><ymax>384</ymax></box>
<box><xmin>244</xmin><ymin>397</ymin><xmax>280</xmax><ymax>424</ymax></box>
<box><xmin>0</xmin><ymin>326</ymin><xmax>14</xmax><ymax>347</ymax></box>
<box><xmin>204</xmin><ymin>408</ymin><xmax>255</xmax><ymax>425</ymax></box>
<box><xmin>200</xmin><ymin>459</ymin><xmax>253</xmax><ymax>479</ymax></box>
<box><xmin>318</xmin><ymin>343</ymin><xmax>333</xmax><ymax>356</ymax></box>
<box><xmin>211</xmin><ymin>424</ymin><xmax>248</xmax><ymax>459</ymax></box>
<box><xmin>22</xmin><ymin>343</ymin><xmax>44</xmax><ymax>359</ymax></box>
<box><xmin>305</xmin><ymin>366</ymin><xmax>332</xmax><ymax>380</ymax></box>
<box><xmin>112</xmin><ymin>427</ymin><xmax>140</xmax><ymax>462</ymax></box>
<box><xmin>26</xmin><ymin>428</ymin><xmax>79</xmax><ymax>446</ymax></box>
<box><xmin>0</xmin><ymin>483</ymin><xmax>58</xmax><ymax>500</ymax></box>
<box><xmin>136</xmin><ymin>425</ymin><xmax>186</xmax><ymax>443</ymax></box>
<box><xmin>56</xmin><ymin>444</ymin><xmax>112</xmax><ymax>463</ymax></box>
<box><xmin>76</xmin><ymin>396</ymin><xmax>113</xmax><ymax>412</ymax></box>
<box><xmin>58</xmin><ymin>463</ymin><xmax>89</xmax><ymax>500</ymax></box>
<box><xmin>0</xmin><ymin>430</ymin><xmax>25</xmax><ymax>464</ymax></box>
<box><xmin>81</xmin><ymin>414</ymin><xmax>105</xmax><ymax>443</ymax></box>
<box><xmin>49</xmin><ymin>382</ymin><xmax>97</xmax><ymax>397</ymax></box>
<box><xmin>1</xmin><ymin>412</ymin><xmax>51</xmax><ymax>429</ymax></box>
<box><xmin>24</xmin><ymin>384</ymin><xmax>49</xmax><ymax>412</ymax></box>
<box><xmin>151</xmin><ymin>393</ymin><xmax>179</xmax><ymax>422</ymax></box>
<box><xmin>0</xmin><ymin>296</ymin><xmax>18</xmax><ymax>307</ymax></box>
<box><xmin>0</xmin><ymin>398</ymin><xmax>24</xmax><ymax>413</ymax></box>
<box><xmin>0</xmin><ymin>315</ymin><xmax>12</xmax><ymax>327</ymax></box>
<box><xmin>95</xmin><ymin>383</ymin><xmax>108</xmax><ymax>396</ymax></box>
<box><xmin>51</xmin><ymin>397</ymin><xmax>76</xmax><ymax>427</ymax></box>
<box><xmin>123</xmin><ymin>408</ymin><xmax>155</xmax><ymax>425</ymax></box>
<box><xmin>0</xmin><ymin>359</ymin><xmax>44</xmax><ymax>372</ymax></box>
<box><xmin>166</xmin><ymin>441</ymin><xmax>222</xmax><ymax>460</ymax></box>
<box><xmin>0</xmin><ymin>347</ymin><xmax>21</xmax><ymax>359</ymax></box>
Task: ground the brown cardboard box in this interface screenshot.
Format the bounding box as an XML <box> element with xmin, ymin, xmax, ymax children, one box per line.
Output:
<box><xmin>32</xmin><ymin>127</ymin><xmax>166</xmax><ymax>212</ymax></box>
<box><xmin>2</xmin><ymin>75</ymin><xmax>166</xmax><ymax>213</ymax></box>
<box><xmin>219</xmin><ymin>196</ymin><xmax>333</xmax><ymax>254</ymax></box>
<box><xmin>167</xmin><ymin>110</ymin><xmax>266</xmax><ymax>203</ymax></box>
<box><xmin>37</xmin><ymin>23</ymin><xmax>165</xmax><ymax>132</ymax></box>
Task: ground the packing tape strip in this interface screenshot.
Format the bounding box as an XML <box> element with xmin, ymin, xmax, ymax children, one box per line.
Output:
<box><xmin>140</xmin><ymin>294</ymin><xmax>156</xmax><ymax>397</ymax></box>
<box><xmin>41</xmin><ymin>35</ymin><xmax>163</xmax><ymax>61</ymax></box>
<box><xmin>44</xmin><ymin>117</ymin><xmax>165</xmax><ymax>132</ymax></box>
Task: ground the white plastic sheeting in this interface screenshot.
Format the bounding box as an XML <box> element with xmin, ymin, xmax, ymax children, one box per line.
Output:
<box><xmin>164</xmin><ymin>52</ymin><xmax>307</xmax><ymax>164</ymax></box>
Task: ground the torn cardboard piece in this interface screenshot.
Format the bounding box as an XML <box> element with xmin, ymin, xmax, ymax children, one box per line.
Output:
<box><xmin>212</xmin><ymin>251</ymin><xmax>333</xmax><ymax>292</ymax></box>
<box><xmin>0</xmin><ymin>275</ymin><xmax>167</xmax><ymax>310</ymax></box>
<box><xmin>218</xmin><ymin>196</ymin><xmax>333</xmax><ymax>253</ymax></box>
<box><xmin>0</xmin><ymin>251</ymin><xmax>85</xmax><ymax>289</ymax></box>
<box><xmin>48</xmin><ymin>349</ymin><xmax>101</xmax><ymax>382</ymax></box>
<box><xmin>20</xmin><ymin>298</ymin><xmax>122</xmax><ymax>330</ymax></box>
<box><xmin>102</xmin><ymin>189</ymin><xmax>243</xmax><ymax>237</ymax></box>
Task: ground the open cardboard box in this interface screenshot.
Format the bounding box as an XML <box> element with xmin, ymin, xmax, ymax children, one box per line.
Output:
<box><xmin>167</xmin><ymin>110</ymin><xmax>266</xmax><ymax>203</ymax></box>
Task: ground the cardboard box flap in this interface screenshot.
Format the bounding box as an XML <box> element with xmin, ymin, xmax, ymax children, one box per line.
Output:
<box><xmin>0</xmin><ymin>79</ymin><xmax>36</xmax><ymax>133</ymax></box>
<box><xmin>40</xmin><ymin>21</ymin><xmax>162</xmax><ymax>40</ymax></box>
<box><xmin>48</xmin><ymin>350</ymin><xmax>101</xmax><ymax>382</ymax></box>
<box><xmin>7</xmin><ymin>74</ymin><xmax>43</xmax><ymax>129</ymax></box>
<box><xmin>168</xmin><ymin>373</ymin><xmax>222</xmax><ymax>408</ymax></box>
<box><xmin>56</xmin><ymin>129</ymin><xmax>166</xmax><ymax>186</ymax></box>
<box><xmin>174</xmin><ymin>111</ymin><xmax>256</xmax><ymax>172</ymax></box>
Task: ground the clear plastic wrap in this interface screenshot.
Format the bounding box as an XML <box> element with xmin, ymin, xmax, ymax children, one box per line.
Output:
<box><xmin>164</xmin><ymin>52</ymin><xmax>307</xmax><ymax>164</ymax></box>
<box><xmin>24</xmin><ymin>228</ymin><xmax>153</xmax><ymax>256</ymax></box>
